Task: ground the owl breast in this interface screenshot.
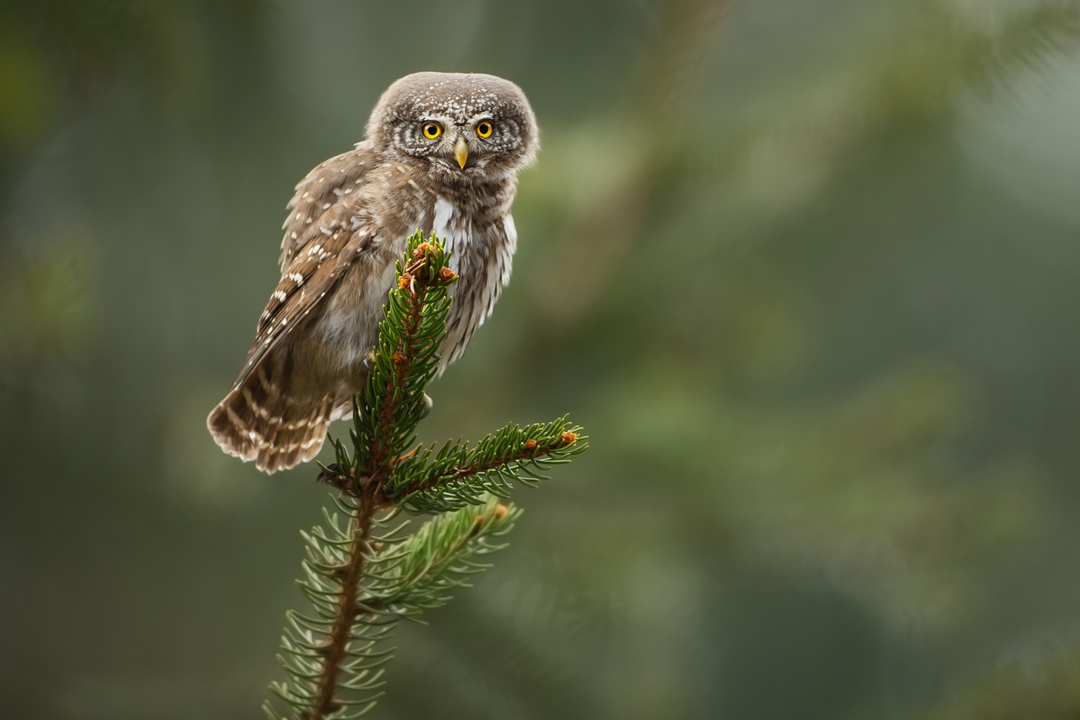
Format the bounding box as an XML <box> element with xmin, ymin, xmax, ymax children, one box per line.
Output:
<box><xmin>312</xmin><ymin>192</ymin><xmax>515</xmax><ymax>393</ymax></box>
<box><xmin>432</xmin><ymin>195</ymin><xmax>516</xmax><ymax>367</ymax></box>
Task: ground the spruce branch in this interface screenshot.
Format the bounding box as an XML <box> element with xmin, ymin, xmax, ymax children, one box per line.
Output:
<box><xmin>385</xmin><ymin>417</ymin><xmax>587</xmax><ymax>514</ymax></box>
<box><xmin>263</xmin><ymin>231</ymin><xmax>587</xmax><ymax>720</ymax></box>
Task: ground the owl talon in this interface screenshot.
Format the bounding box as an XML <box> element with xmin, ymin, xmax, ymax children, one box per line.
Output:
<box><xmin>316</xmin><ymin>463</ymin><xmax>351</xmax><ymax>491</ymax></box>
<box><xmin>420</xmin><ymin>393</ymin><xmax>433</xmax><ymax>419</ymax></box>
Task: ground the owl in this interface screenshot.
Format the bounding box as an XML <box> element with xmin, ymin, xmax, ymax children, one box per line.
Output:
<box><xmin>207</xmin><ymin>72</ymin><xmax>539</xmax><ymax>474</ymax></box>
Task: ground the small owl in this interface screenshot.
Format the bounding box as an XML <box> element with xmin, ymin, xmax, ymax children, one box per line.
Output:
<box><xmin>207</xmin><ymin>72</ymin><xmax>538</xmax><ymax>473</ymax></box>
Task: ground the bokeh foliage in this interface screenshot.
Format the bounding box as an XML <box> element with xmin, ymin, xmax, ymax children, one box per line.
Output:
<box><xmin>3</xmin><ymin>1</ymin><xmax>1080</xmax><ymax>719</ymax></box>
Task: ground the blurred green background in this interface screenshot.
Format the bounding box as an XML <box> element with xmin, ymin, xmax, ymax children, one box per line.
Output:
<box><xmin>3</xmin><ymin>0</ymin><xmax>1080</xmax><ymax>718</ymax></box>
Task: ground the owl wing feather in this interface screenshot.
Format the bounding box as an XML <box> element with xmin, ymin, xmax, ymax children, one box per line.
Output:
<box><xmin>280</xmin><ymin>140</ymin><xmax>378</xmax><ymax>268</ymax></box>
<box><xmin>230</xmin><ymin>145</ymin><xmax>381</xmax><ymax>391</ymax></box>
<box><xmin>231</xmin><ymin>223</ymin><xmax>375</xmax><ymax>392</ymax></box>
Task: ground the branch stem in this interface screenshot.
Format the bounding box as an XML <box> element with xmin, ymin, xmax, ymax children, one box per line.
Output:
<box><xmin>405</xmin><ymin>432</ymin><xmax>578</xmax><ymax>499</ymax></box>
<box><xmin>369</xmin><ymin>266</ymin><xmax>427</xmax><ymax>474</ymax></box>
<box><xmin>308</xmin><ymin>492</ymin><xmax>377</xmax><ymax>720</ymax></box>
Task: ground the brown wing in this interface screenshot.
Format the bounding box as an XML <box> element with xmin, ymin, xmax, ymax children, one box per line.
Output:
<box><xmin>226</xmin><ymin>144</ymin><xmax>381</xmax><ymax>390</ymax></box>
<box><xmin>231</xmin><ymin>221</ymin><xmax>375</xmax><ymax>391</ymax></box>
<box><xmin>280</xmin><ymin>140</ymin><xmax>379</xmax><ymax>269</ymax></box>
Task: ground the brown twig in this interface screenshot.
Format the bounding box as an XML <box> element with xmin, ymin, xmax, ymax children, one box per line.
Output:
<box><xmin>306</xmin><ymin>243</ymin><xmax>452</xmax><ymax>716</ymax></box>
<box><xmin>366</xmin><ymin>245</ymin><xmax>454</xmax><ymax>477</ymax></box>
<box><xmin>368</xmin><ymin>295</ymin><xmax>419</xmax><ymax>473</ymax></box>
<box><xmin>307</xmin><ymin>491</ymin><xmax>378</xmax><ymax>720</ymax></box>
<box><xmin>404</xmin><ymin>431</ymin><xmax>579</xmax><ymax>499</ymax></box>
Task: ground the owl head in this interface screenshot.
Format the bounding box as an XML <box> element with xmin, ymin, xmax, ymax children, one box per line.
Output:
<box><xmin>368</xmin><ymin>72</ymin><xmax>539</xmax><ymax>182</ymax></box>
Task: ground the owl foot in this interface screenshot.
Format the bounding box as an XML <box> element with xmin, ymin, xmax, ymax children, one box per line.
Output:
<box><xmin>317</xmin><ymin>463</ymin><xmax>355</xmax><ymax>492</ymax></box>
<box><xmin>390</xmin><ymin>443</ymin><xmax>423</xmax><ymax>466</ymax></box>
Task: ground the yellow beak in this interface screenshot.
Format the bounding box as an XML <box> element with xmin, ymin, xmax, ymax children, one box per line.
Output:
<box><xmin>454</xmin><ymin>137</ymin><xmax>469</xmax><ymax>169</ymax></box>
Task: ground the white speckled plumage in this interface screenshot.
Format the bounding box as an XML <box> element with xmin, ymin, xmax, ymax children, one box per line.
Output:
<box><xmin>207</xmin><ymin>72</ymin><xmax>538</xmax><ymax>473</ymax></box>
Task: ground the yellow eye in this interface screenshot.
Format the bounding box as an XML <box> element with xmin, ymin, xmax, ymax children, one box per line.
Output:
<box><xmin>476</xmin><ymin>121</ymin><xmax>493</xmax><ymax>138</ymax></box>
<box><xmin>422</xmin><ymin>123</ymin><xmax>441</xmax><ymax>139</ymax></box>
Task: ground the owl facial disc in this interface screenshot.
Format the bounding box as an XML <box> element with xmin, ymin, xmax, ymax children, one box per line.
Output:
<box><xmin>368</xmin><ymin>72</ymin><xmax>539</xmax><ymax>181</ymax></box>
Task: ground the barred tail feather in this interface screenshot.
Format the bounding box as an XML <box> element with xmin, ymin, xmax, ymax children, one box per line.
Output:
<box><xmin>207</xmin><ymin>364</ymin><xmax>333</xmax><ymax>474</ymax></box>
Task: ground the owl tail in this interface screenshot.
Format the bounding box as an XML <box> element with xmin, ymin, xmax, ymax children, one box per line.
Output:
<box><xmin>206</xmin><ymin>363</ymin><xmax>334</xmax><ymax>474</ymax></box>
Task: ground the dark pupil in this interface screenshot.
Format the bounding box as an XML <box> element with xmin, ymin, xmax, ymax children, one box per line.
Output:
<box><xmin>480</xmin><ymin>124</ymin><xmax>490</xmax><ymax>134</ymax></box>
<box><xmin>426</xmin><ymin>125</ymin><xmax>436</xmax><ymax>135</ymax></box>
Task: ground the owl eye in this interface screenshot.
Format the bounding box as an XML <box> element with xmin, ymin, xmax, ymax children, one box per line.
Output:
<box><xmin>476</xmin><ymin>121</ymin><xmax>493</xmax><ymax>138</ymax></box>
<box><xmin>422</xmin><ymin>123</ymin><xmax>442</xmax><ymax>139</ymax></box>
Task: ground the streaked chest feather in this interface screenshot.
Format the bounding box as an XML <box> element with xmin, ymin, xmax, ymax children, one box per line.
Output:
<box><xmin>314</xmin><ymin>195</ymin><xmax>517</xmax><ymax>371</ymax></box>
<box><xmin>432</xmin><ymin>196</ymin><xmax>516</xmax><ymax>365</ymax></box>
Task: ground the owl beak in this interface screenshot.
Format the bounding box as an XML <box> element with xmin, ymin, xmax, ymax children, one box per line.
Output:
<box><xmin>453</xmin><ymin>137</ymin><xmax>469</xmax><ymax>169</ymax></box>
